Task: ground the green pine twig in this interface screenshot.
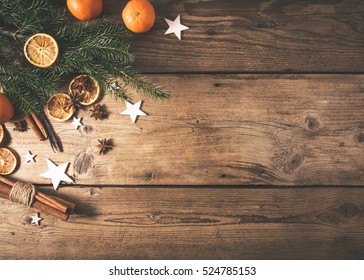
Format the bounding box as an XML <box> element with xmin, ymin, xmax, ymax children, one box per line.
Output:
<box><xmin>0</xmin><ymin>0</ymin><xmax>169</xmax><ymax>113</ymax></box>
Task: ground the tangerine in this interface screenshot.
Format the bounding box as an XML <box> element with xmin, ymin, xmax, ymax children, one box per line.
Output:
<box><xmin>0</xmin><ymin>93</ymin><xmax>14</xmax><ymax>125</ymax></box>
<box><xmin>67</xmin><ymin>0</ymin><xmax>103</xmax><ymax>21</ymax></box>
<box><xmin>122</xmin><ymin>0</ymin><xmax>155</xmax><ymax>33</ymax></box>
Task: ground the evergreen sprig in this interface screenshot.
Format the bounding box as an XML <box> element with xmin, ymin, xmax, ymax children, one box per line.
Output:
<box><xmin>0</xmin><ymin>0</ymin><xmax>169</xmax><ymax>113</ymax></box>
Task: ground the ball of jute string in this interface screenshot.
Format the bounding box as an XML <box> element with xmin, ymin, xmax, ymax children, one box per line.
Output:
<box><xmin>9</xmin><ymin>181</ymin><xmax>36</xmax><ymax>207</ymax></box>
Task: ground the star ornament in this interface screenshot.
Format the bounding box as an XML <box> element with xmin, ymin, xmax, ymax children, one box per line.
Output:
<box><xmin>164</xmin><ymin>15</ymin><xmax>189</xmax><ymax>40</ymax></box>
<box><xmin>39</xmin><ymin>159</ymin><xmax>73</xmax><ymax>190</ymax></box>
<box><xmin>120</xmin><ymin>101</ymin><xmax>146</xmax><ymax>123</ymax></box>
<box><xmin>71</xmin><ymin>117</ymin><xmax>83</xmax><ymax>130</ymax></box>
<box><xmin>31</xmin><ymin>213</ymin><xmax>42</xmax><ymax>225</ymax></box>
<box><xmin>24</xmin><ymin>151</ymin><xmax>36</xmax><ymax>163</ymax></box>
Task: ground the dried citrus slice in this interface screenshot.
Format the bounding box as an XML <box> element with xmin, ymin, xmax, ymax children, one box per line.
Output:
<box><xmin>0</xmin><ymin>148</ymin><xmax>17</xmax><ymax>175</ymax></box>
<box><xmin>69</xmin><ymin>75</ymin><xmax>101</xmax><ymax>106</ymax></box>
<box><xmin>47</xmin><ymin>93</ymin><xmax>75</xmax><ymax>122</ymax></box>
<box><xmin>0</xmin><ymin>125</ymin><xmax>4</xmax><ymax>144</ymax></box>
<box><xmin>24</xmin><ymin>33</ymin><xmax>59</xmax><ymax>68</ymax></box>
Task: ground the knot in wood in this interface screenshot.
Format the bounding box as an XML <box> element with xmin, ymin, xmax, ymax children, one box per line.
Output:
<box><xmin>336</xmin><ymin>203</ymin><xmax>361</xmax><ymax>219</ymax></box>
<box><xmin>281</xmin><ymin>153</ymin><xmax>304</xmax><ymax>174</ymax></box>
<box><xmin>355</xmin><ymin>132</ymin><xmax>364</xmax><ymax>143</ymax></box>
<box><xmin>145</xmin><ymin>171</ymin><xmax>156</xmax><ymax>181</ymax></box>
<box><xmin>305</xmin><ymin>115</ymin><xmax>320</xmax><ymax>131</ymax></box>
<box><xmin>205</xmin><ymin>29</ymin><xmax>216</xmax><ymax>36</ymax></box>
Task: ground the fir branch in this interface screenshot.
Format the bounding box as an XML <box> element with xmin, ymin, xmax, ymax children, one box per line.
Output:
<box><xmin>105</xmin><ymin>80</ymin><xmax>131</xmax><ymax>102</ymax></box>
<box><xmin>0</xmin><ymin>33</ymin><xmax>15</xmax><ymax>57</ymax></box>
<box><xmin>0</xmin><ymin>0</ymin><xmax>169</xmax><ymax>114</ymax></box>
<box><xmin>0</xmin><ymin>63</ymin><xmax>58</xmax><ymax>113</ymax></box>
<box><xmin>105</xmin><ymin>63</ymin><xmax>170</xmax><ymax>101</ymax></box>
<box><xmin>0</xmin><ymin>0</ymin><xmax>66</xmax><ymax>39</ymax></box>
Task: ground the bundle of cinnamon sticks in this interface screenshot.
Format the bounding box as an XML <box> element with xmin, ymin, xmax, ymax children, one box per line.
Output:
<box><xmin>0</xmin><ymin>176</ymin><xmax>75</xmax><ymax>220</ymax></box>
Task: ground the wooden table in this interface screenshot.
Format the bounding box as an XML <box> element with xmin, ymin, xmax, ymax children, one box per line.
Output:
<box><xmin>1</xmin><ymin>0</ymin><xmax>364</xmax><ymax>259</ymax></box>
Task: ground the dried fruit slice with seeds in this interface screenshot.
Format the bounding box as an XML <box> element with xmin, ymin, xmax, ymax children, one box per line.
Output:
<box><xmin>0</xmin><ymin>148</ymin><xmax>17</xmax><ymax>175</ymax></box>
<box><xmin>69</xmin><ymin>74</ymin><xmax>101</xmax><ymax>106</ymax></box>
<box><xmin>24</xmin><ymin>33</ymin><xmax>59</xmax><ymax>68</ymax></box>
<box><xmin>47</xmin><ymin>93</ymin><xmax>75</xmax><ymax>122</ymax></box>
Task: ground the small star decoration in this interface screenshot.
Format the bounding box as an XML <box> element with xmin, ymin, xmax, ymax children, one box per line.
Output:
<box><xmin>71</xmin><ymin>117</ymin><xmax>83</xmax><ymax>130</ymax></box>
<box><xmin>39</xmin><ymin>159</ymin><xmax>73</xmax><ymax>190</ymax></box>
<box><xmin>30</xmin><ymin>213</ymin><xmax>42</xmax><ymax>225</ymax></box>
<box><xmin>120</xmin><ymin>101</ymin><xmax>146</xmax><ymax>123</ymax></box>
<box><xmin>24</xmin><ymin>151</ymin><xmax>36</xmax><ymax>163</ymax></box>
<box><xmin>164</xmin><ymin>15</ymin><xmax>189</xmax><ymax>40</ymax></box>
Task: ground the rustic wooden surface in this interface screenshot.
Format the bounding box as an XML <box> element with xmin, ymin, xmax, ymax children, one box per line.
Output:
<box><xmin>0</xmin><ymin>187</ymin><xmax>363</xmax><ymax>259</ymax></box>
<box><xmin>6</xmin><ymin>74</ymin><xmax>364</xmax><ymax>186</ymax></box>
<box><xmin>1</xmin><ymin>0</ymin><xmax>364</xmax><ymax>259</ymax></box>
<box><xmin>106</xmin><ymin>0</ymin><xmax>364</xmax><ymax>73</ymax></box>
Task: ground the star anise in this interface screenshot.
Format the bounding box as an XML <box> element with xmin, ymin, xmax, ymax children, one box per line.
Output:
<box><xmin>63</xmin><ymin>92</ymin><xmax>82</xmax><ymax>111</ymax></box>
<box><xmin>90</xmin><ymin>104</ymin><xmax>107</xmax><ymax>120</ymax></box>
<box><xmin>13</xmin><ymin>120</ymin><xmax>27</xmax><ymax>132</ymax></box>
<box><xmin>97</xmin><ymin>138</ymin><xmax>113</xmax><ymax>154</ymax></box>
<box><xmin>71</xmin><ymin>75</ymin><xmax>93</xmax><ymax>95</ymax></box>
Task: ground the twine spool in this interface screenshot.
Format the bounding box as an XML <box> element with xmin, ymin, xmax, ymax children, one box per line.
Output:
<box><xmin>9</xmin><ymin>181</ymin><xmax>36</xmax><ymax>207</ymax></box>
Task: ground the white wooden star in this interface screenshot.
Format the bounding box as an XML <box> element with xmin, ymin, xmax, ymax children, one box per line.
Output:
<box><xmin>120</xmin><ymin>101</ymin><xmax>146</xmax><ymax>123</ymax></box>
<box><xmin>39</xmin><ymin>159</ymin><xmax>73</xmax><ymax>190</ymax></box>
<box><xmin>30</xmin><ymin>213</ymin><xmax>42</xmax><ymax>225</ymax></box>
<box><xmin>164</xmin><ymin>15</ymin><xmax>189</xmax><ymax>40</ymax></box>
<box><xmin>24</xmin><ymin>151</ymin><xmax>36</xmax><ymax>163</ymax></box>
<box><xmin>71</xmin><ymin>117</ymin><xmax>83</xmax><ymax>130</ymax></box>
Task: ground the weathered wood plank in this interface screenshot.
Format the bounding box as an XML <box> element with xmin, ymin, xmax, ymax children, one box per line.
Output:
<box><xmin>0</xmin><ymin>186</ymin><xmax>363</xmax><ymax>259</ymax></box>
<box><xmin>103</xmin><ymin>0</ymin><xmax>364</xmax><ymax>73</ymax></box>
<box><xmin>5</xmin><ymin>74</ymin><xmax>364</xmax><ymax>186</ymax></box>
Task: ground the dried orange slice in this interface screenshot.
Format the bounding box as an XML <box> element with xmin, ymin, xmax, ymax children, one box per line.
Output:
<box><xmin>69</xmin><ymin>74</ymin><xmax>101</xmax><ymax>106</ymax></box>
<box><xmin>46</xmin><ymin>93</ymin><xmax>75</xmax><ymax>122</ymax></box>
<box><xmin>0</xmin><ymin>148</ymin><xmax>17</xmax><ymax>175</ymax></box>
<box><xmin>0</xmin><ymin>125</ymin><xmax>4</xmax><ymax>144</ymax></box>
<box><xmin>24</xmin><ymin>33</ymin><xmax>59</xmax><ymax>68</ymax></box>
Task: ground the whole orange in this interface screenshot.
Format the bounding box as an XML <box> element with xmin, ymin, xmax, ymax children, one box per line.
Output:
<box><xmin>122</xmin><ymin>0</ymin><xmax>155</xmax><ymax>33</ymax></box>
<box><xmin>0</xmin><ymin>93</ymin><xmax>14</xmax><ymax>124</ymax></box>
<box><xmin>67</xmin><ymin>0</ymin><xmax>103</xmax><ymax>21</ymax></box>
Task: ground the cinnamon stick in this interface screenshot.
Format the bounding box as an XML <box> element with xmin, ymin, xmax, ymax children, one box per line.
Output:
<box><xmin>0</xmin><ymin>176</ymin><xmax>15</xmax><ymax>187</ymax></box>
<box><xmin>36</xmin><ymin>191</ymin><xmax>68</xmax><ymax>213</ymax></box>
<box><xmin>0</xmin><ymin>182</ymin><xmax>10</xmax><ymax>196</ymax></box>
<box><xmin>24</xmin><ymin>114</ymin><xmax>46</xmax><ymax>141</ymax></box>
<box><xmin>0</xmin><ymin>182</ymin><xmax>68</xmax><ymax>221</ymax></box>
<box><xmin>0</xmin><ymin>176</ymin><xmax>69</xmax><ymax>213</ymax></box>
<box><xmin>0</xmin><ymin>191</ymin><xmax>8</xmax><ymax>200</ymax></box>
<box><xmin>0</xmin><ymin>176</ymin><xmax>76</xmax><ymax>220</ymax></box>
<box><xmin>32</xmin><ymin>200</ymin><xmax>68</xmax><ymax>221</ymax></box>
<box><xmin>50</xmin><ymin>196</ymin><xmax>76</xmax><ymax>214</ymax></box>
<box><xmin>31</xmin><ymin>111</ymin><xmax>48</xmax><ymax>139</ymax></box>
<box><xmin>0</xmin><ymin>176</ymin><xmax>72</xmax><ymax>213</ymax></box>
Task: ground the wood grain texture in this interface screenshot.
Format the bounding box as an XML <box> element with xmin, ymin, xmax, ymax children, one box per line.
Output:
<box><xmin>2</xmin><ymin>1</ymin><xmax>364</xmax><ymax>261</ymax></box>
<box><xmin>103</xmin><ymin>0</ymin><xmax>364</xmax><ymax>73</ymax></box>
<box><xmin>6</xmin><ymin>74</ymin><xmax>364</xmax><ymax>186</ymax></box>
<box><xmin>0</xmin><ymin>186</ymin><xmax>363</xmax><ymax>259</ymax></box>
